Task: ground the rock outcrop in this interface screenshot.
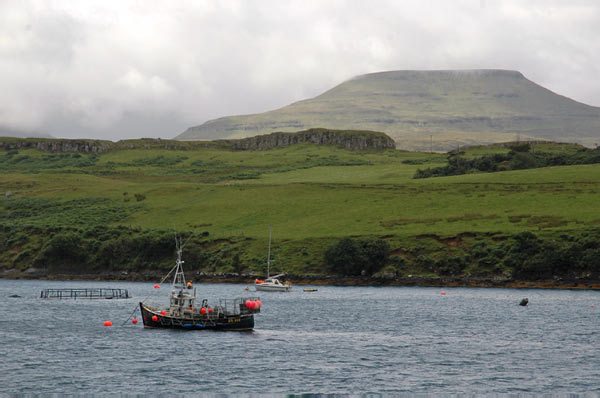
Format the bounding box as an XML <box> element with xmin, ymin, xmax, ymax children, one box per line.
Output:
<box><xmin>220</xmin><ymin>128</ymin><xmax>396</xmax><ymax>151</ymax></box>
<box><xmin>0</xmin><ymin>138</ymin><xmax>112</xmax><ymax>153</ymax></box>
<box><xmin>0</xmin><ymin>129</ymin><xmax>396</xmax><ymax>153</ymax></box>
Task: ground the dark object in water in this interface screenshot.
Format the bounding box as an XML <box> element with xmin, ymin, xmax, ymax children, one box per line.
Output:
<box><xmin>9</xmin><ymin>294</ymin><xmax>21</xmax><ymax>298</ymax></box>
<box><xmin>519</xmin><ymin>298</ymin><xmax>529</xmax><ymax>306</ymax></box>
<box><xmin>40</xmin><ymin>288</ymin><xmax>130</xmax><ymax>299</ymax></box>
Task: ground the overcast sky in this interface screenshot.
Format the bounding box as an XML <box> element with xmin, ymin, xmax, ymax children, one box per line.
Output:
<box><xmin>1</xmin><ymin>0</ymin><xmax>599</xmax><ymax>140</ymax></box>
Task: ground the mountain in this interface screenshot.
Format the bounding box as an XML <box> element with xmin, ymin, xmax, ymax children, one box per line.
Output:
<box><xmin>0</xmin><ymin>127</ymin><xmax>53</xmax><ymax>139</ymax></box>
<box><xmin>176</xmin><ymin>69</ymin><xmax>600</xmax><ymax>151</ymax></box>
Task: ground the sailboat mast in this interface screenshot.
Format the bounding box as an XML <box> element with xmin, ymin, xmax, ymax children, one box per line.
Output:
<box><xmin>267</xmin><ymin>225</ymin><xmax>272</xmax><ymax>278</ymax></box>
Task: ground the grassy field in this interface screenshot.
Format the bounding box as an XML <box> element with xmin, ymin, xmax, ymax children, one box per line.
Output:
<box><xmin>1</xmin><ymin>140</ymin><xmax>600</xmax><ymax>280</ymax></box>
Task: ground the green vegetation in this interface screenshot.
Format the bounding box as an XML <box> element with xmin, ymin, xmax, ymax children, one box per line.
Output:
<box><xmin>1</xmin><ymin>138</ymin><xmax>600</xmax><ymax>283</ymax></box>
<box><xmin>324</xmin><ymin>238</ymin><xmax>390</xmax><ymax>276</ymax></box>
<box><xmin>415</xmin><ymin>142</ymin><xmax>600</xmax><ymax>178</ymax></box>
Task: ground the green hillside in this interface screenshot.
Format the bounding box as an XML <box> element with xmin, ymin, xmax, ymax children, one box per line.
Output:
<box><xmin>1</xmin><ymin>138</ymin><xmax>600</xmax><ymax>284</ymax></box>
<box><xmin>177</xmin><ymin>70</ymin><xmax>600</xmax><ymax>151</ymax></box>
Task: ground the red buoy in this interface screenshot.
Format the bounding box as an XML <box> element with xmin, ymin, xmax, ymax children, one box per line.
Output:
<box><xmin>103</xmin><ymin>321</ymin><xmax>112</xmax><ymax>327</ymax></box>
<box><xmin>208</xmin><ymin>307</ymin><xmax>213</xmax><ymax>313</ymax></box>
<box><xmin>154</xmin><ymin>284</ymin><xmax>160</xmax><ymax>289</ymax></box>
<box><xmin>441</xmin><ymin>291</ymin><xmax>447</xmax><ymax>295</ymax></box>
<box><xmin>152</xmin><ymin>315</ymin><xmax>158</xmax><ymax>322</ymax></box>
<box><xmin>255</xmin><ymin>300</ymin><xmax>262</xmax><ymax>309</ymax></box>
<box><xmin>245</xmin><ymin>300</ymin><xmax>252</xmax><ymax>308</ymax></box>
<box><xmin>132</xmin><ymin>318</ymin><xmax>138</xmax><ymax>325</ymax></box>
<box><xmin>200</xmin><ymin>307</ymin><xmax>207</xmax><ymax>315</ymax></box>
<box><xmin>160</xmin><ymin>310</ymin><xmax>166</xmax><ymax>316</ymax></box>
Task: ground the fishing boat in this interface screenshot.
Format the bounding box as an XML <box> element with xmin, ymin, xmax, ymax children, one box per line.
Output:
<box><xmin>139</xmin><ymin>237</ymin><xmax>261</xmax><ymax>330</ymax></box>
<box><xmin>254</xmin><ymin>226</ymin><xmax>291</xmax><ymax>292</ymax></box>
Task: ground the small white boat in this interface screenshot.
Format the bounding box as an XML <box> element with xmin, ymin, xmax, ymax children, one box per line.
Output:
<box><xmin>255</xmin><ymin>274</ymin><xmax>291</xmax><ymax>292</ymax></box>
<box><xmin>255</xmin><ymin>226</ymin><xmax>291</xmax><ymax>292</ymax></box>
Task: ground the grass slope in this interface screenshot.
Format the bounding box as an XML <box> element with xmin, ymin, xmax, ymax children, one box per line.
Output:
<box><xmin>178</xmin><ymin>70</ymin><xmax>600</xmax><ymax>150</ymax></box>
<box><xmin>1</xmin><ymin>140</ymin><xmax>600</xmax><ymax>281</ymax></box>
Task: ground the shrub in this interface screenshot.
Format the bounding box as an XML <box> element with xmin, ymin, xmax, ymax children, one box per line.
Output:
<box><xmin>324</xmin><ymin>237</ymin><xmax>390</xmax><ymax>276</ymax></box>
<box><xmin>36</xmin><ymin>232</ymin><xmax>88</xmax><ymax>267</ymax></box>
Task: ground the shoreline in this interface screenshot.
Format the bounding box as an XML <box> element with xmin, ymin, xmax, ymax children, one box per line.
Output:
<box><xmin>3</xmin><ymin>270</ymin><xmax>600</xmax><ymax>290</ymax></box>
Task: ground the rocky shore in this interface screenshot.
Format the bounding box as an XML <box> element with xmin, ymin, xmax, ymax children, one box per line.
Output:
<box><xmin>3</xmin><ymin>269</ymin><xmax>599</xmax><ymax>290</ymax></box>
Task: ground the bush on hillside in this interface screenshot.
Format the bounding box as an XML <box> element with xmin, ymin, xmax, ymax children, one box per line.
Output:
<box><xmin>35</xmin><ymin>232</ymin><xmax>88</xmax><ymax>268</ymax></box>
<box><xmin>324</xmin><ymin>237</ymin><xmax>390</xmax><ymax>276</ymax></box>
<box><xmin>414</xmin><ymin>144</ymin><xmax>600</xmax><ymax>179</ymax></box>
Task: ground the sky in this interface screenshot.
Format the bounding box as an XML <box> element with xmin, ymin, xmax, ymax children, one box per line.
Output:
<box><xmin>1</xmin><ymin>0</ymin><xmax>599</xmax><ymax>141</ymax></box>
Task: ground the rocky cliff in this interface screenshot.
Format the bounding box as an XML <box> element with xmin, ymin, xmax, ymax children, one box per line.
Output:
<box><xmin>0</xmin><ymin>129</ymin><xmax>395</xmax><ymax>153</ymax></box>
<box><xmin>0</xmin><ymin>138</ymin><xmax>113</xmax><ymax>153</ymax></box>
<box><xmin>219</xmin><ymin>128</ymin><xmax>396</xmax><ymax>151</ymax></box>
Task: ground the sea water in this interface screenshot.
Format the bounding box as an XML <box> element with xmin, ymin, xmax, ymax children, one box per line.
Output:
<box><xmin>1</xmin><ymin>279</ymin><xmax>599</xmax><ymax>395</ymax></box>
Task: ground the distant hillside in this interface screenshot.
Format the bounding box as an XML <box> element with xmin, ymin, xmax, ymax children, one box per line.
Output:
<box><xmin>177</xmin><ymin>69</ymin><xmax>600</xmax><ymax>151</ymax></box>
<box><xmin>3</xmin><ymin>135</ymin><xmax>600</xmax><ymax>286</ymax></box>
<box><xmin>0</xmin><ymin>127</ymin><xmax>53</xmax><ymax>139</ymax></box>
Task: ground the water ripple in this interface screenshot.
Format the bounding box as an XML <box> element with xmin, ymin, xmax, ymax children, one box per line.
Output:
<box><xmin>2</xmin><ymin>281</ymin><xmax>600</xmax><ymax>394</ymax></box>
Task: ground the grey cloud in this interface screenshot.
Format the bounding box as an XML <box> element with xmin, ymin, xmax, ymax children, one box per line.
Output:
<box><xmin>0</xmin><ymin>0</ymin><xmax>599</xmax><ymax>140</ymax></box>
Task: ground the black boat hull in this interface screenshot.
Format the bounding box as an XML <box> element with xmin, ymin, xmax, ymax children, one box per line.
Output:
<box><xmin>139</xmin><ymin>302</ymin><xmax>254</xmax><ymax>331</ymax></box>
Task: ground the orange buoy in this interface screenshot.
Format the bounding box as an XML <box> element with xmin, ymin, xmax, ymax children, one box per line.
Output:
<box><xmin>152</xmin><ymin>315</ymin><xmax>158</xmax><ymax>322</ymax></box>
<box><xmin>160</xmin><ymin>310</ymin><xmax>166</xmax><ymax>316</ymax></box>
<box><xmin>132</xmin><ymin>318</ymin><xmax>138</xmax><ymax>325</ymax></box>
<box><xmin>154</xmin><ymin>284</ymin><xmax>160</xmax><ymax>289</ymax></box>
<box><xmin>441</xmin><ymin>291</ymin><xmax>446</xmax><ymax>295</ymax></box>
<box><xmin>103</xmin><ymin>321</ymin><xmax>112</xmax><ymax>327</ymax></box>
<box><xmin>187</xmin><ymin>282</ymin><xmax>192</xmax><ymax>288</ymax></box>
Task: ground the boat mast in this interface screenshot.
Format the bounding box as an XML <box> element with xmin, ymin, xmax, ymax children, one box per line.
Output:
<box><xmin>267</xmin><ymin>225</ymin><xmax>272</xmax><ymax>278</ymax></box>
<box><xmin>172</xmin><ymin>236</ymin><xmax>186</xmax><ymax>289</ymax></box>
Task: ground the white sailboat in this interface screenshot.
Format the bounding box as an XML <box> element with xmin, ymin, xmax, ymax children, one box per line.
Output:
<box><xmin>255</xmin><ymin>226</ymin><xmax>291</xmax><ymax>292</ymax></box>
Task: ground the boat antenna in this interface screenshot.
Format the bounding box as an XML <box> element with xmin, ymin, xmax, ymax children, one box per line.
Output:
<box><xmin>172</xmin><ymin>233</ymin><xmax>194</xmax><ymax>289</ymax></box>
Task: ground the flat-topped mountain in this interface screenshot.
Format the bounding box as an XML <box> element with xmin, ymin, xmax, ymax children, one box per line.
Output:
<box><xmin>177</xmin><ymin>69</ymin><xmax>600</xmax><ymax>150</ymax></box>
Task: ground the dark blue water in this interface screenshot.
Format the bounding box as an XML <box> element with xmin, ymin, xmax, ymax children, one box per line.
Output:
<box><xmin>1</xmin><ymin>279</ymin><xmax>599</xmax><ymax>394</ymax></box>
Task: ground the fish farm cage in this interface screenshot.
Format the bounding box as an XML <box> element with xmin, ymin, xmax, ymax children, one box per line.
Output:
<box><xmin>40</xmin><ymin>288</ymin><xmax>130</xmax><ymax>299</ymax></box>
